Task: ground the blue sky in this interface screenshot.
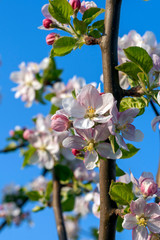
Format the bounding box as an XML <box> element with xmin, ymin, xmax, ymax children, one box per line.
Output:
<box><xmin>0</xmin><ymin>0</ymin><xmax>160</xmax><ymax>239</ymax></box>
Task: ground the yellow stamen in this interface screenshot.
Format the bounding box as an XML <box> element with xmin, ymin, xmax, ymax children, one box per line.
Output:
<box><xmin>86</xmin><ymin>106</ymin><xmax>96</xmax><ymax>119</ymax></box>
<box><xmin>136</xmin><ymin>216</ymin><xmax>148</xmax><ymax>227</ymax></box>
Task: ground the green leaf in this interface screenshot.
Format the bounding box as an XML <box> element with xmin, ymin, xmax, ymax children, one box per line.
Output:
<box><xmin>42</xmin><ymin>58</ymin><xmax>63</xmax><ymax>83</ymax></box>
<box><xmin>109</xmin><ymin>182</ymin><xmax>134</xmax><ymax>205</ymax></box>
<box><xmin>32</xmin><ymin>206</ymin><xmax>45</xmax><ymax>212</ymax></box>
<box><xmin>124</xmin><ymin>46</ymin><xmax>153</xmax><ymax>74</ymax></box>
<box><xmin>120</xmin><ymin>144</ymin><xmax>140</xmax><ymax>159</ymax></box>
<box><xmin>61</xmin><ymin>190</ymin><xmax>75</xmax><ymax>212</ymax></box>
<box><xmin>49</xmin><ymin>0</ymin><xmax>73</xmax><ymax>24</ymax></box>
<box><xmin>120</xmin><ymin>97</ymin><xmax>148</xmax><ymax>116</ymax></box>
<box><xmin>116</xmin><ymin>62</ymin><xmax>141</xmax><ymax>82</ymax></box>
<box><xmin>44</xmin><ymin>93</ymin><xmax>56</xmax><ymax>101</ymax></box>
<box><xmin>91</xmin><ymin>20</ymin><xmax>104</xmax><ymax>33</ymax></box>
<box><xmin>54</xmin><ymin>165</ymin><xmax>73</xmax><ymax>183</ymax></box>
<box><xmin>116</xmin><ymin>216</ymin><xmax>124</xmax><ymax>232</ymax></box>
<box><xmin>82</xmin><ymin>8</ymin><xmax>105</xmax><ymax>25</ymax></box>
<box><xmin>45</xmin><ymin>181</ymin><xmax>53</xmax><ymax>200</ymax></box>
<box><xmin>89</xmin><ymin>30</ymin><xmax>101</xmax><ymax>38</ymax></box>
<box><xmin>72</xmin><ymin>89</ymin><xmax>76</xmax><ymax>99</ymax></box>
<box><xmin>22</xmin><ymin>146</ymin><xmax>36</xmax><ymax>168</ymax></box>
<box><xmin>35</xmin><ymin>88</ymin><xmax>46</xmax><ymax>105</ymax></box>
<box><xmin>53</xmin><ymin>37</ymin><xmax>78</xmax><ymax>56</ymax></box>
<box><xmin>116</xmin><ymin>165</ymin><xmax>125</xmax><ymax>177</ymax></box>
<box><xmin>73</xmin><ymin>18</ymin><xmax>87</xmax><ymax>35</ymax></box>
<box><xmin>26</xmin><ymin>191</ymin><xmax>42</xmax><ymax>201</ymax></box>
<box><xmin>50</xmin><ymin>104</ymin><xmax>59</xmax><ymax>115</ymax></box>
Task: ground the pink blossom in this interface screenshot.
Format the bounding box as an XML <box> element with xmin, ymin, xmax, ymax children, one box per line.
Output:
<box><xmin>62</xmin><ymin>84</ymin><xmax>114</xmax><ymax>129</ymax></box>
<box><xmin>107</xmin><ymin>102</ymin><xmax>144</xmax><ymax>150</ymax></box>
<box><xmin>46</xmin><ymin>33</ymin><xmax>60</xmax><ymax>45</ymax></box>
<box><xmin>51</xmin><ymin>113</ymin><xmax>70</xmax><ymax>132</ymax></box>
<box><xmin>69</xmin><ymin>0</ymin><xmax>81</xmax><ymax>10</ymax></box>
<box><xmin>122</xmin><ymin>198</ymin><xmax>160</xmax><ymax>240</ymax></box>
<box><xmin>151</xmin><ymin>116</ymin><xmax>160</xmax><ymax>132</ymax></box>
<box><xmin>131</xmin><ymin>172</ymin><xmax>160</xmax><ymax>198</ymax></box>
<box><xmin>80</xmin><ymin>1</ymin><xmax>97</xmax><ymax>14</ymax></box>
<box><xmin>43</xmin><ymin>18</ymin><xmax>53</xmax><ymax>29</ymax></box>
<box><xmin>23</xmin><ymin>129</ymin><xmax>34</xmax><ymax>140</ymax></box>
<box><xmin>63</xmin><ymin>124</ymin><xmax>122</xmax><ymax>170</ymax></box>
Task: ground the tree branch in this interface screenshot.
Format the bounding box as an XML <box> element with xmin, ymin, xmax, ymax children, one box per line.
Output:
<box><xmin>99</xmin><ymin>0</ymin><xmax>122</xmax><ymax>239</ymax></box>
<box><xmin>122</xmin><ymin>86</ymin><xmax>144</xmax><ymax>97</ymax></box>
<box><xmin>52</xmin><ymin>167</ymin><xmax>67</xmax><ymax>240</ymax></box>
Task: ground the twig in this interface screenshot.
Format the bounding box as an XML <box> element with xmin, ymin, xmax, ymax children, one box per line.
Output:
<box><xmin>52</xmin><ymin>167</ymin><xmax>67</xmax><ymax>240</ymax></box>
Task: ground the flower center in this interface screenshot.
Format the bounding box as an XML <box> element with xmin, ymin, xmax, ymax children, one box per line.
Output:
<box><xmin>84</xmin><ymin>140</ymin><xmax>95</xmax><ymax>152</ymax></box>
<box><xmin>136</xmin><ymin>216</ymin><xmax>148</xmax><ymax>227</ymax></box>
<box><xmin>86</xmin><ymin>106</ymin><xmax>96</xmax><ymax>119</ymax></box>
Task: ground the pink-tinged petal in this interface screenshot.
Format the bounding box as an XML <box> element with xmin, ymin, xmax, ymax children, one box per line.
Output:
<box><xmin>134</xmin><ymin>129</ymin><xmax>144</xmax><ymax>142</ymax></box>
<box><xmin>93</xmin><ymin>124</ymin><xmax>110</xmax><ymax>142</ymax></box>
<box><xmin>76</xmin><ymin>128</ymin><xmax>93</xmax><ymax>141</ymax></box>
<box><xmin>118</xmin><ymin>173</ymin><xmax>131</xmax><ymax>184</ymax></box>
<box><xmin>96</xmin><ymin>143</ymin><xmax>122</xmax><ymax>159</ymax></box>
<box><xmin>84</xmin><ymin>150</ymin><xmax>98</xmax><ymax>170</ymax></box>
<box><xmin>42</xmin><ymin>4</ymin><xmax>51</xmax><ymax>19</ymax></box>
<box><xmin>130</xmin><ymin>198</ymin><xmax>146</xmax><ymax>215</ymax></box>
<box><xmin>73</xmin><ymin>118</ymin><xmax>94</xmax><ymax>129</ymax></box>
<box><xmin>110</xmin><ymin>102</ymin><xmax>119</xmax><ymax>124</ymax></box>
<box><xmin>144</xmin><ymin>203</ymin><xmax>160</xmax><ymax>218</ymax></box>
<box><xmin>96</xmin><ymin>93</ymin><xmax>114</xmax><ymax>115</ymax></box>
<box><xmin>122</xmin><ymin>214</ymin><xmax>137</xmax><ymax>229</ymax></box>
<box><xmin>93</xmin><ymin>115</ymin><xmax>111</xmax><ymax>123</ymax></box>
<box><xmin>62</xmin><ymin>98</ymin><xmax>85</xmax><ymax>118</ymax></box>
<box><xmin>157</xmin><ymin>91</ymin><xmax>160</xmax><ymax>105</ymax></box>
<box><xmin>77</xmin><ymin>85</ymin><xmax>102</xmax><ymax>109</ymax></box>
<box><xmin>130</xmin><ymin>172</ymin><xmax>139</xmax><ymax>187</ymax></box>
<box><xmin>115</xmin><ymin>133</ymin><xmax>129</xmax><ymax>151</ymax></box>
<box><xmin>122</xmin><ymin>124</ymin><xmax>136</xmax><ymax>141</ymax></box>
<box><xmin>63</xmin><ymin>136</ymin><xmax>86</xmax><ymax>149</ymax></box>
<box><xmin>147</xmin><ymin>217</ymin><xmax>160</xmax><ymax>233</ymax></box>
<box><xmin>151</xmin><ymin>116</ymin><xmax>160</xmax><ymax>132</ymax></box>
<box><xmin>140</xmin><ymin>172</ymin><xmax>154</xmax><ymax>181</ymax></box>
<box><xmin>132</xmin><ymin>226</ymin><xmax>148</xmax><ymax>240</ymax></box>
<box><xmin>119</xmin><ymin>108</ymin><xmax>139</xmax><ymax>125</ymax></box>
<box><xmin>107</xmin><ymin>120</ymin><xmax>116</xmax><ymax>135</ymax></box>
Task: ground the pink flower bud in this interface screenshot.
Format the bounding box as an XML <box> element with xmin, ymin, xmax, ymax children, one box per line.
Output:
<box><xmin>46</xmin><ymin>33</ymin><xmax>60</xmax><ymax>45</ymax></box>
<box><xmin>72</xmin><ymin>149</ymin><xmax>80</xmax><ymax>156</ymax></box>
<box><xmin>23</xmin><ymin>129</ymin><xmax>34</xmax><ymax>140</ymax></box>
<box><xmin>69</xmin><ymin>0</ymin><xmax>81</xmax><ymax>10</ymax></box>
<box><xmin>100</xmin><ymin>92</ymin><xmax>104</xmax><ymax>95</ymax></box>
<box><xmin>9</xmin><ymin>130</ymin><xmax>15</xmax><ymax>137</ymax></box>
<box><xmin>140</xmin><ymin>178</ymin><xmax>158</xmax><ymax>197</ymax></box>
<box><xmin>51</xmin><ymin>114</ymin><xmax>69</xmax><ymax>132</ymax></box>
<box><xmin>43</xmin><ymin>19</ymin><xmax>53</xmax><ymax>29</ymax></box>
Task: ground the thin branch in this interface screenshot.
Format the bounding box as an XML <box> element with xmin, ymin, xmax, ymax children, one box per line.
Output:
<box><xmin>52</xmin><ymin>167</ymin><xmax>67</xmax><ymax>240</ymax></box>
<box><xmin>99</xmin><ymin>0</ymin><xmax>122</xmax><ymax>239</ymax></box>
<box><xmin>122</xmin><ymin>86</ymin><xmax>144</xmax><ymax>97</ymax></box>
<box><xmin>0</xmin><ymin>142</ymin><xmax>28</xmax><ymax>154</ymax></box>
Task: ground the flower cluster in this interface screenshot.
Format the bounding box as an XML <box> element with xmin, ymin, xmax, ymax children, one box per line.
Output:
<box><xmin>10</xmin><ymin>58</ymin><xmax>49</xmax><ymax>107</ymax></box>
<box><xmin>51</xmin><ymin>84</ymin><xmax>143</xmax><ymax>170</ymax></box>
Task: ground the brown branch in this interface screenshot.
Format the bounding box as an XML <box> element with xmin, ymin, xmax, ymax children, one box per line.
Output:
<box><xmin>52</xmin><ymin>167</ymin><xmax>67</xmax><ymax>240</ymax></box>
<box><xmin>99</xmin><ymin>0</ymin><xmax>122</xmax><ymax>239</ymax></box>
<box><xmin>84</xmin><ymin>35</ymin><xmax>102</xmax><ymax>45</ymax></box>
<box><xmin>0</xmin><ymin>142</ymin><xmax>28</xmax><ymax>154</ymax></box>
<box><xmin>122</xmin><ymin>86</ymin><xmax>144</xmax><ymax>97</ymax></box>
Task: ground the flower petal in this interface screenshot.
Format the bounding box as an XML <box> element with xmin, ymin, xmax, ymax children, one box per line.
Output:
<box><xmin>151</xmin><ymin>116</ymin><xmax>160</xmax><ymax>132</ymax></box>
<box><xmin>122</xmin><ymin>214</ymin><xmax>137</xmax><ymax>229</ymax></box>
<box><xmin>132</xmin><ymin>226</ymin><xmax>148</xmax><ymax>240</ymax></box>
<box><xmin>63</xmin><ymin>136</ymin><xmax>86</xmax><ymax>149</ymax></box>
<box><xmin>147</xmin><ymin>217</ymin><xmax>160</xmax><ymax>233</ymax></box>
<box><xmin>96</xmin><ymin>143</ymin><xmax>122</xmax><ymax>159</ymax></box>
<box><xmin>84</xmin><ymin>150</ymin><xmax>98</xmax><ymax>170</ymax></box>
<box><xmin>73</xmin><ymin>118</ymin><xmax>94</xmax><ymax>129</ymax></box>
<box><xmin>130</xmin><ymin>198</ymin><xmax>146</xmax><ymax>215</ymax></box>
<box><xmin>96</xmin><ymin>93</ymin><xmax>114</xmax><ymax>115</ymax></box>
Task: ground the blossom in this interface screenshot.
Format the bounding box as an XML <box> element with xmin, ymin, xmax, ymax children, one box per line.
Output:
<box><xmin>10</xmin><ymin>59</ymin><xmax>49</xmax><ymax>107</ymax></box>
<box><xmin>74</xmin><ymin>196</ymin><xmax>90</xmax><ymax>216</ymax></box>
<box><xmin>151</xmin><ymin>116</ymin><xmax>160</xmax><ymax>132</ymax></box>
<box><xmin>62</xmin><ymin>84</ymin><xmax>114</xmax><ymax>129</ymax></box>
<box><xmin>30</xmin><ymin>176</ymin><xmax>48</xmax><ymax>192</ymax></box>
<box><xmin>46</xmin><ymin>33</ymin><xmax>60</xmax><ymax>45</ymax></box>
<box><xmin>80</xmin><ymin>1</ymin><xmax>97</xmax><ymax>14</ymax></box>
<box><xmin>29</xmin><ymin>134</ymin><xmax>59</xmax><ymax>169</ymax></box>
<box><xmin>131</xmin><ymin>172</ymin><xmax>160</xmax><ymax>198</ymax></box>
<box><xmin>69</xmin><ymin>0</ymin><xmax>81</xmax><ymax>10</ymax></box>
<box><xmin>92</xmin><ymin>192</ymin><xmax>100</xmax><ymax>218</ymax></box>
<box><xmin>107</xmin><ymin>102</ymin><xmax>144</xmax><ymax>150</ymax></box>
<box><xmin>51</xmin><ymin>112</ymin><xmax>70</xmax><ymax>132</ymax></box>
<box><xmin>0</xmin><ymin>203</ymin><xmax>20</xmax><ymax>218</ymax></box>
<box><xmin>63</xmin><ymin>124</ymin><xmax>122</xmax><ymax>170</ymax></box>
<box><xmin>50</xmin><ymin>75</ymin><xmax>86</xmax><ymax>107</ymax></box>
<box><xmin>122</xmin><ymin>198</ymin><xmax>160</xmax><ymax>240</ymax></box>
<box><xmin>74</xmin><ymin>162</ymin><xmax>99</xmax><ymax>182</ymax></box>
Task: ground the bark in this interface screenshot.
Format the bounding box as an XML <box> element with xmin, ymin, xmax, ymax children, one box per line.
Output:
<box><xmin>99</xmin><ymin>0</ymin><xmax>122</xmax><ymax>239</ymax></box>
<box><xmin>52</xmin><ymin>168</ymin><xmax>68</xmax><ymax>240</ymax></box>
